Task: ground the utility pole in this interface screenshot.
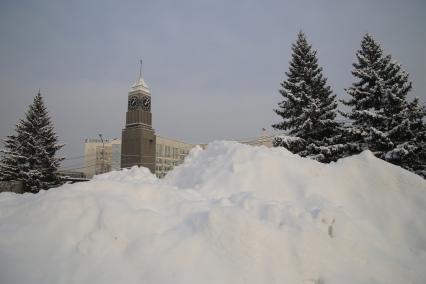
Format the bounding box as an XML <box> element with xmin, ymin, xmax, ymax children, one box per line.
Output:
<box><xmin>98</xmin><ymin>134</ymin><xmax>105</xmax><ymax>174</ymax></box>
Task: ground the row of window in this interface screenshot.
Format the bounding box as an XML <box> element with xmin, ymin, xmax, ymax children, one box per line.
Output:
<box><xmin>155</xmin><ymin>165</ymin><xmax>175</xmax><ymax>172</ymax></box>
<box><xmin>156</xmin><ymin>144</ymin><xmax>189</xmax><ymax>159</ymax></box>
<box><xmin>156</xmin><ymin>158</ymin><xmax>181</xmax><ymax>166</ymax></box>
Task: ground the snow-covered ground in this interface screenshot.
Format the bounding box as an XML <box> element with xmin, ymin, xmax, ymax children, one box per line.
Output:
<box><xmin>0</xmin><ymin>141</ymin><xmax>425</xmax><ymax>284</ymax></box>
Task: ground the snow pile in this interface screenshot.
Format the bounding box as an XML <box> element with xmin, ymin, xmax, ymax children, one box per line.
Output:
<box><xmin>0</xmin><ymin>141</ymin><xmax>425</xmax><ymax>284</ymax></box>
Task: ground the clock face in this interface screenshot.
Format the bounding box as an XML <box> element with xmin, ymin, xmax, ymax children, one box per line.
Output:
<box><xmin>141</xmin><ymin>96</ymin><xmax>151</xmax><ymax>111</ymax></box>
<box><xmin>128</xmin><ymin>95</ymin><xmax>139</xmax><ymax>110</ymax></box>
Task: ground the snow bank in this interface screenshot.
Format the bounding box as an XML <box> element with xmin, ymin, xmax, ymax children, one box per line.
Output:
<box><xmin>0</xmin><ymin>141</ymin><xmax>425</xmax><ymax>284</ymax></box>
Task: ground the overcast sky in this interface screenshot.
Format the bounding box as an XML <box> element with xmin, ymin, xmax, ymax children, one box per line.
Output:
<box><xmin>1</xmin><ymin>0</ymin><xmax>425</xmax><ymax>165</ymax></box>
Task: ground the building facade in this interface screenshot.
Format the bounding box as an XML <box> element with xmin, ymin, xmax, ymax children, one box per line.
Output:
<box><xmin>84</xmin><ymin>138</ymin><xmax>120</xmax><ymax>178</ymax></box>
<box><xmin>240</xmin><ymin>135</ymin><xmax>274</xmax><ymax>148</ymax></box>
<box><xmin>155</xmin><ymin>136</ymin><xmax>195</xmax><ymax>178</ymax></box>
<box><xmin>84</xmin><ymin>135</ymin><xmax>272</xmax><ymax>178</ymax></box>
<box><xmin>84</xmin><ymin>137</ymin><xmax>194</xmax><ymax>178</ymax></box>
<box><xmin>111</xmin><ymin>139</ymin><xmax>122</xmax><ymax>171</ymax></box>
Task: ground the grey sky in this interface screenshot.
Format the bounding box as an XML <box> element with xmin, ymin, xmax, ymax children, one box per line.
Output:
<box><xmin>1</xmin><ymin>0</ymin><xmax>425</xmax><ymax>165</ymax></box>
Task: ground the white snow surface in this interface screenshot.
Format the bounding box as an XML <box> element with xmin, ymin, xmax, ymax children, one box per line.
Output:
<box><xmin>1</xmin><ymin>141</ymin><xmax>425</xmax><ymax>284</ymax></box>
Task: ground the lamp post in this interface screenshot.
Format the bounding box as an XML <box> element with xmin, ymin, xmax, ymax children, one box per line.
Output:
<box><xmin>98</xmin><ymin>134</ymin><xmax>105</xmax><ymax>174</ymax></box>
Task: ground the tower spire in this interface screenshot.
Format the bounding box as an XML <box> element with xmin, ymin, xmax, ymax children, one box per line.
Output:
<box><xmin>139</xmin><ymin>59</ymin><xmax>143</xmax><ymax>79</ymax></box>
<box><xmin>131</xmin><ymin>59</ymin><xmax>150</xmax><ymax>93</ymax></box>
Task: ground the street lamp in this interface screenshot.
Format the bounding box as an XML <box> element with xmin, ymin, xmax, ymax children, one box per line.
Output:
<box><xmin>98</xmin><ymin>134</ymin><xmax>105</xmax><ymax>174</ymax></box>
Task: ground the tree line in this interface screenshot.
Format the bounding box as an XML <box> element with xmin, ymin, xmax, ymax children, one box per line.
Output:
<box><xmin>273</xmin><ymin>32</ymin><xmax>425</xmax><ymax>178</ymax></box>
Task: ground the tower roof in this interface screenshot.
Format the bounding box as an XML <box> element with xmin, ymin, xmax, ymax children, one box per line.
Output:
<box><xmin>130</xmin><ymin>60</ymin><xmax>150</xmax><ymax>94</ymax></box>
<box><xmin>131</xmin><ymin>76</ymin><xmax>150</xmax><ymax>94</ymax></box>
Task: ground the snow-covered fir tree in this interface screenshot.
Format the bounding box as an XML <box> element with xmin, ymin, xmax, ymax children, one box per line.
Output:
<box><xmin>0</xmin><ymin>92</ymin><xmax>64</xmax><ymax>192</ymax></box>
<box><xmin>341</xmin><ymin>33</ymin><xmax>426</xmax><ymax>177</ymax></box>
<box><xmin>0</xmin><ymin>134</ymin><xmax>26</xmax><ymax>182</ymax></box>
<box><xmin>405</xmin><ymin>98</ymin><xmax>426</xmax><ymax>177</ymax></box>
<box><xmin>272</xmin><ymin>32</ymin><xmax>345</xmax><ymax>162</ymax></box>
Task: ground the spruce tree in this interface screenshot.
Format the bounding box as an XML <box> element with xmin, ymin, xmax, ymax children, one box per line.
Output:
<box><xmin>272</xmin><ymin>32</ymin><xmax>344</xmax><ymax>162</ymax></box>
<box><xmin>383</xmin><ymin>95</ymin><xmax>426</xmax><ymax>177</ymax></box>
<box><xmin>342</xmin><ymin>33</ymin><xmax>426</xmax><ymax>177</ymax></box>
<box><xmin>0</xmin><ymin>134</ymin><xmax>26</xmax><ymax>182</ymax></box>
<box><xmin>406</xmin><ymin>98</ymin><xmax>426</xmax><ymax>177</ymax></box>
<box><xmin>0</xmin><ymin>92</ymin><xmax>64</xmax><ymax>192</ymax></box>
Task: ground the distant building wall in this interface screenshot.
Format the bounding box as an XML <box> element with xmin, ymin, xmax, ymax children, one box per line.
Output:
<box><xmin>155</xmin><ymin>136</ymin><xmax>195</xmax><ymax>178</ymax></box>
<box><xmin>83</xmin><ymin>135</ymin><xmax>271</xmax><ymax>178</ymax></box>
<box><xmin>57</xmin><ymin>171</ymin><xmax>86</xmax><ymax>179</ymax></box>
<box><xmin>84</xmin><ymin>136</ymin><xmax>195</xmax><ymax>178</ymax></box>
<box><xmin>111</xmin><ymin>140</ymin><xmax>121</xmax><ymax>171</ymax></box>
<box><xmin>0</xmin><ymin>180</ymin><xmax>24</xmax><ymax>194</ymax></box>
<box><xmin>84</xmin><ymin>138</ymin><xmax>117</xmax><ymax>178</ymax></box>
<box><xmin>240</xmin><ymin>135</ymin><xmax>273</xmax><ymax>148</ymax></box>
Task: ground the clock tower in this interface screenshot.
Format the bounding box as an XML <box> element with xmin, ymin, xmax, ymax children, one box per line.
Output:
<box><xmin>121</xmin><ymin>64</ymin><xmax>156</xmax><ymax>172</ymax></box>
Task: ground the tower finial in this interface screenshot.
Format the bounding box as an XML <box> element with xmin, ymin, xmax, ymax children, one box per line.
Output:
<box><xmin>139</xmin><ymin>59</ymin><xmax>143</xmax><ymax>79</ymax></box>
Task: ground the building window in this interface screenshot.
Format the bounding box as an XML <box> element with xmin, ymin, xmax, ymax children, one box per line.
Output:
<box><xmin>157</xmin><ymin>144</ymin><xmax>164</xmax><ymax>157</ymax></box>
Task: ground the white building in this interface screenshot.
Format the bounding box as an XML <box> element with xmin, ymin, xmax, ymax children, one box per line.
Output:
<box><xmin>155</xmin><ymin>136</ymin><xmax>195</xmax><ymax>178</ymax></box>
<box><xmin>111</xmin><ymin>139</ymin><xmax>121</xmax><ymax>171</ymax></box>
<box><xmin>84</xmin><ymin>135</ymin><xmax>273</xmax><ymax>178</ymax></box>
<box><xmin>240</xmin><ymin>135</ymin><xmax>274</xmax><ymax>148</ymax></box>
<box><xmin>84</xmin><ymin>138</ymin><xmax>121</xmax><ymax>178</ymax></box>
<box><xmin>84</xmin><ymin>136</ymin><xmax>195</xmax><ymax>178</ymax></box>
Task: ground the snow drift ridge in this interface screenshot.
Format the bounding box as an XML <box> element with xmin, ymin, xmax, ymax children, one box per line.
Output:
<box><xmin>0</xmin><ymin>141</ymin><xmax>425</xmax><ymax>284</ymax></box>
